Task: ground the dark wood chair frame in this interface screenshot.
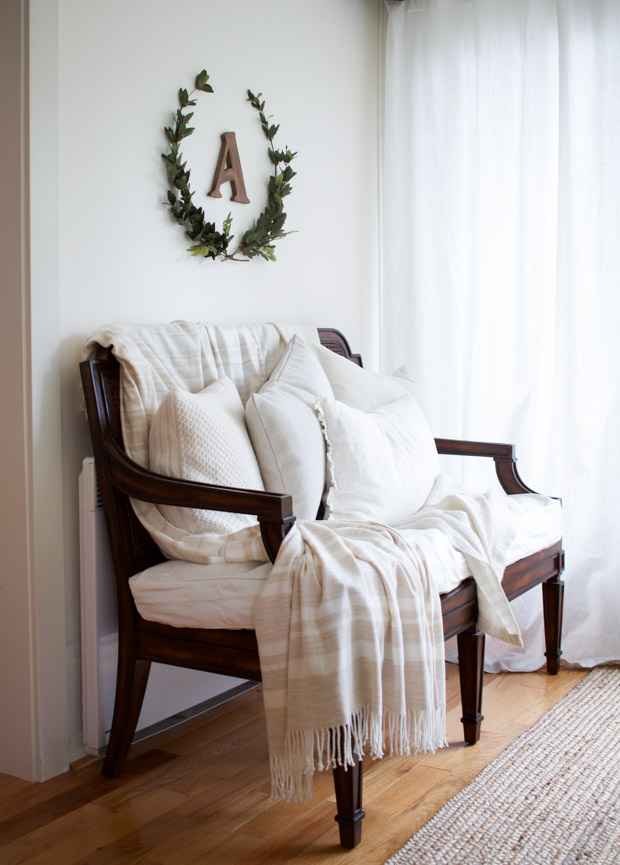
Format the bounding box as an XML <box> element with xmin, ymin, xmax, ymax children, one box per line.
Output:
<box><xmin>79</xmin><ymin>327</ymin><xmax>565</xmax><ymax>850</ymax></box>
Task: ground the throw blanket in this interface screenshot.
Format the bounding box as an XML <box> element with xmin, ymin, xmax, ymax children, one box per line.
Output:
<box><xmin>399</xmin><ymin>474</ymin><xmax>524</xmax><ymax>648</ymax></box>
<box><xmin>255</xmin><ymin>479</ymin><xmax>523</xmax><ymax>801</ymax></box>
<box><xmin>255</xmin><ymin>519</ymin><xmax>447</xmax><ymax>802</ymax></box>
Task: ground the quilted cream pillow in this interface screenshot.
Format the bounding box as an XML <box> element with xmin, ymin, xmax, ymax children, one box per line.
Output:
<box><xmin>317</xmin><ymin>392</ymin><xmax>439</xmax><ymax>524</ymax></box>
<box><xmin>149</xmin><ymin>377</ymin><xmax>265</xmax><ymax>536</ymax></box>
<box><xmin>245</xmin><ymin>335</ymin><xmax>333</xmax><ymax>519</ymax></box>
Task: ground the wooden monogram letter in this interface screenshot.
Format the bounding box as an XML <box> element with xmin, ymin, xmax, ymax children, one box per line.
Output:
<box><xmin>207</xmin><ymin>131</ymin><xmax>250</xmax><ymax>204</ymax></box>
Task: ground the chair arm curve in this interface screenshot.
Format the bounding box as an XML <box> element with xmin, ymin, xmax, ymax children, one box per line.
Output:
<box><xmin>434</xmin><ymin>437</ymin><xmax>539</xmax><ymax>496</ymax></box>
<box><xmin>103</xmin><ymin>441</ymin><xmax>295</xmax><ymax>562</ymax></box>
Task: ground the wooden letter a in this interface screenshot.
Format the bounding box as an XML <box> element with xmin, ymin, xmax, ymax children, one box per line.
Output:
<box><xmin>207</xmin><ymin>131</ymin><xmax>250</xmax><ymax>204</ymax></box>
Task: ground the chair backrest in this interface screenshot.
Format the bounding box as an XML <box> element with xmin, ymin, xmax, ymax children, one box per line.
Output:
<box><xmin>79</xmin><ymin>328</ymin><xmax>362</xmax><ymax>608</ymax></box>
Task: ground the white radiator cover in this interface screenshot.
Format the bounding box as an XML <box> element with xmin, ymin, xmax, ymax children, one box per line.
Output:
<box><xmin>79</xmin><ymin>457</ymin><xmax>250</xmax><ymax>755</ymax></box>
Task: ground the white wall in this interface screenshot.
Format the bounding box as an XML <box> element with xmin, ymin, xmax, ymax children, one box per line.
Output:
<box><xmin>2</xmin><ymin>0</ymin><xmax>381</xmax><ymax>779</ymax></box>
<box><xmin>0</xmin><ymin>0</ymin><xmax>39</xmax><ymax>782</ymax></box>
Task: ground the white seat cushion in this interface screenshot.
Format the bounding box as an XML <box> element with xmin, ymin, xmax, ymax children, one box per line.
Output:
<box><xmin>129</xmin><ymin>485</ymin><xmax>562</xmax><ymax>631</ymax></box>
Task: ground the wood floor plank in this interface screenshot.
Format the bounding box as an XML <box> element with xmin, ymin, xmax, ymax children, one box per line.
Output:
<box><xmin>238</xmin><ymin>771</ymin><xmax>336</xmax><ymax>839</ymax></box>
<box><xmin>234</xmin><ymin>801</ymin><xmax>338</xmax><ymax>865</ymax></box>
<box><xmin>0</xmin><ymin>790</ymin><xmax>187</xmax><ymax>865</ymax></box>
<box><xmin>0</xmin><ymin>750</ymin><xmax>178</xmax><ymax>847</ymax></box>
<box><xmin>143</xmin><ymin>788</ymin><xmax>272</xmax><ymax>865</ymax></box>
<box><xmin>181</xmin><ymin>832</ymin><xmax>265</xmax><ymax>865</ymax></box>
<box><xmin>71</xmin><ymin>810</ymin><xmax>205</xmax><ymax>865</ymax></box>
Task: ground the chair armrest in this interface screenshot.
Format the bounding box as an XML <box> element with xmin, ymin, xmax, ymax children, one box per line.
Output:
<box><xmin>434</xmin><ymin>437</ymin><xmax>539</xmax><ymax>496</ymax></box>
<box><xmin>103</xmin><ymin>441</ymin><xmax>295</xmax><ymax>563</ymax></box>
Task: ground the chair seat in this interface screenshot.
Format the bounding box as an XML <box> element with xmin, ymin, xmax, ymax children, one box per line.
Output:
<box><xmin>129</xmin><ymin>489</ymin><xmax>561</xmax><ymax>631</ymax></box>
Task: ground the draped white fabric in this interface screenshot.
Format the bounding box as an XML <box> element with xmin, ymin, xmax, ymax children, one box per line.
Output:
<box><xmin>382</xmin><ymin>0</ymin><xmax>620</xmax><ymax>669</ymax></box>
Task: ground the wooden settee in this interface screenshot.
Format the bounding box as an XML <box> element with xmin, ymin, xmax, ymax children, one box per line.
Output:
<box><xmin>79</xmin><ymin>327</ymin><xmax>565</xmax><ymax>850</ymax></box>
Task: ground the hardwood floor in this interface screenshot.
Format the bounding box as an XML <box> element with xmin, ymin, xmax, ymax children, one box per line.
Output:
<box><xmin>0</xmin><ymin>665</ymin><xmax>586</xmax><ymax>865</ymax></box>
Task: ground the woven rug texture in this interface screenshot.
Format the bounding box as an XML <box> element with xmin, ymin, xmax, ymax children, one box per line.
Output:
<box><xmin>385</xmin><ymin>665</ymin><xmax>620</xmax><ymax>865</ymax></box>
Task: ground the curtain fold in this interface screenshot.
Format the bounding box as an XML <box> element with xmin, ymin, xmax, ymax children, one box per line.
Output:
<box><xmin>382</xmin><ymin>0</ymin><xmax>620</xmax><ymax>669</ymax></box>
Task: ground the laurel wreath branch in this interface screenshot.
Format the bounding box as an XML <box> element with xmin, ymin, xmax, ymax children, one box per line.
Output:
<box><xmin>162</xmin><ymin>70</ymin><xmax>297</xmax><ymax>262</ymax></box>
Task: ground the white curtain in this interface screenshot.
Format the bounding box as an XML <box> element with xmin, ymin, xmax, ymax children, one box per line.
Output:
<box><xmin>382</xmin><ymin>0</ymin><xmax>620</xmax><ymax>669</ymax></box>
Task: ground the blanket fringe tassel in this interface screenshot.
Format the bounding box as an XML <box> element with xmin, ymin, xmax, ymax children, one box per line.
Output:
<box><xmin>270</xmin><ymin>706</ymin><xmax>447</xmax><ymax>802</ymax></box>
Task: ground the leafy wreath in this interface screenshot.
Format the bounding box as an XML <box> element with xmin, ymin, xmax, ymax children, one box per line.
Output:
<box><xmin>162</xmin><ymin>70</ymin><xmax>297</xmax><ymax>262</ymax></box>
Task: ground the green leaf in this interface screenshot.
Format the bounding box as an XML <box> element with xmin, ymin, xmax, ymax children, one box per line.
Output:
<box><xmin>195</xmin><ymin>69</ymin><xmax>209</xmax><ymax>88</ymax></box>
<box><xmin>260</xmin><ymin>245</ymin><xmax>276</xmax><ymax>261</ymax></box>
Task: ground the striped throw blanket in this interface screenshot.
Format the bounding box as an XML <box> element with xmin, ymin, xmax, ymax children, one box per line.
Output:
<box><xmin>255</xmin><ymin>519</ymin><xmax>447</xmax><ymax>801</ymax></box>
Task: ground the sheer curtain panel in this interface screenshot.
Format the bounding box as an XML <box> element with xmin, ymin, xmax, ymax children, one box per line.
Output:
<box><xmin>382</xmin><ymin>0</ymin><xmax>620</xmax><ymax>669</ymax></box>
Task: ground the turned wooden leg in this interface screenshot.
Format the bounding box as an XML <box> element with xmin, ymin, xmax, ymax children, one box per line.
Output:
<box><xmin>457</xmin><ymin>626</ymin><xmax>485</xmax><ymax>745</ymax></box>
<box><xmin>103</xmin><ymin>656</ymin><xmax>151</xmax><ymax>777</ymax></box>
<box><xmin>543</xmin><ymin>575</ymin><xmax>565</xmax><ymax>675</ymax></box>
<box><xmin>332</xmin><ymin>755</ymin><xmax>365</xmax><ymax>849</ymax></box>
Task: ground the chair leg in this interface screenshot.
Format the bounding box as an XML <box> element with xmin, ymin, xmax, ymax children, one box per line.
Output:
<box><xmin>542</xmin><ymin>576</ymin><xmax>565</xmax><ymax>675</ymax></box>
<box><xmin>103</xmin><ymin>655</ymin><xmax>151</xmax><ymax>777</ymax></box>
<box><xmin>457</xmin><ymin>625</ymin><xmax>485</xmax><ymax>745</ymax></box>
<box><xmin>332</xmin><ymin>754</ymin><xmax>365</xmax><ymax>849</ymax></box>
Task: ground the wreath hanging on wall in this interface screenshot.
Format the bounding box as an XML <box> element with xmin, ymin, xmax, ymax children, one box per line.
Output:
<box><xmin>162</xmin><ymin>70</ymin><xmax>297</xmax><ymax>262</ymax></box>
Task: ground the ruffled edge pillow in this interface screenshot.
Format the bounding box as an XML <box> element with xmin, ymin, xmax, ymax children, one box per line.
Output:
<box><xmin>317</xmin><ymin>392</ymin><xmax>439</xmax><ymax>524</ymax></box>
<box><xmin>245</xmin><ymin>335</ymin><xmax>334</xmax><ymax>519</ymax></box>
<box><xmin>311</xmin><ymin>344</ymin><xmax>439</xmax><ymax>523</ymax></box>
<box><xmin>149</xmin><ymin>376</ymin><xmax>264</xmax><ymax>536</ymax></box>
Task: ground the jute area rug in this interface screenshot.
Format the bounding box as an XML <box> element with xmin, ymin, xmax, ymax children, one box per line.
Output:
<box><xmin>386</xmin><ymin>665</ymin><xmax>620</xmax><ymax>865</ymax></box>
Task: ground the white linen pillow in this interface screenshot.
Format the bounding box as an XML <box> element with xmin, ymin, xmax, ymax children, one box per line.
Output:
<box><xmin>149</xmin><ymin>377</ymin><xmax>265</xmax><ymax>536</ymax></box>
<box><xmin>391</xmin><ymin>363</ymin><xmax>427</xmax><ymax>406</ymax></box>
<box><xmin>317</xmin><ymin>392</ymin><xmax>440</xmax><ymax>524</ymax></box>
<box><xmin>245</xmin><ymin>335</ymin><xmax>334</xmax><ymax>519</ymax></box>
<box><xmin>313</xmin><ymin>343</ymin><xmax>407</xmax><ymax>411</ymax></box>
